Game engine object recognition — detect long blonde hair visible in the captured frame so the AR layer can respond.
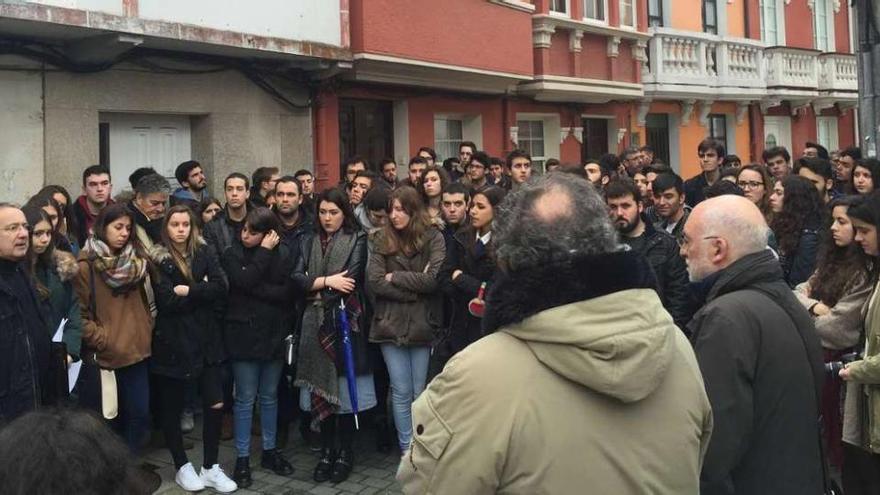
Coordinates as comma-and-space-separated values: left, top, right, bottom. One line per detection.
160, 205, 202, 282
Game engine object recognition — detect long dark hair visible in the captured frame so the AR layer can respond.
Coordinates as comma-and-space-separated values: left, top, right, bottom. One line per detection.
737, 164, 773, 219
23, 206, 54, 299
379, 186, 433, 256
419, 165, 450, 203
771, 175, 825, 256
37, 185, 78, 241
91, 203, 138, 252
315, 187, 359, 234
810, 196, 870, 306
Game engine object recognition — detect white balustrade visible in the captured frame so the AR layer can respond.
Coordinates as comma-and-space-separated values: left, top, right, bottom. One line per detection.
765, 47, 819, 88
818, 53, 858, 92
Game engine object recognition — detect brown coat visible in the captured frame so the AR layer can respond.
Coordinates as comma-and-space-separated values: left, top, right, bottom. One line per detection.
367, 228, 445, 347
74, 253, 153, 369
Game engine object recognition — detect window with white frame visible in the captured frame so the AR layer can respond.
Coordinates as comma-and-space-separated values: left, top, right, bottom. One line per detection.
817, 116, 839, 152
708, 114, 728, 151
760, 0, 785, 45
434, 117, 463, 163
619, 0, 636, 28
550, 0, 569, 15
517, 120, 547, 172
813, 0, 835, 52
648, 0, 664, 27
583, 0, 606, 22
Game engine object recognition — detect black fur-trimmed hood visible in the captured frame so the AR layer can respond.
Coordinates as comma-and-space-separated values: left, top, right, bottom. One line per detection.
482, 249, 658, 334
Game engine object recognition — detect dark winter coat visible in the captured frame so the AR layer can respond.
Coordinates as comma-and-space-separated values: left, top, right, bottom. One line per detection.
292, 229, 371, 376
439, 226, 497, 354
222, 242, 298, 361
0, 260, 51, 423
151, 243, 228, 379
367, 228, 446, 347
622, 221, 694, 329
687, 249, 824, 495
204, 208, 246, 261
34, 250, 83, 360
778, 220, 821, 288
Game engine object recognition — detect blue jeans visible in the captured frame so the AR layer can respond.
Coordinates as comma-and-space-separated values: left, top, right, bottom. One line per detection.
115, 360, 151, 453
380, 344, 430, 450
232, 359, 284, 458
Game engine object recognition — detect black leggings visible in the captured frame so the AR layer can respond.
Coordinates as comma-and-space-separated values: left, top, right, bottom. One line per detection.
320, 413, 357, 451
155, 368, 224, 470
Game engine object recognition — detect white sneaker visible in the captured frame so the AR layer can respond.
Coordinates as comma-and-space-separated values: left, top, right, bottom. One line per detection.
200, 464, 238, 493
175, 462, 206, 492
180, 410, 195, 433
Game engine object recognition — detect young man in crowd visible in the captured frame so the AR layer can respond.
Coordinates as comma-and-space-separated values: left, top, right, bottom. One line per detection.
250, 167, 280, 208
349, 170, 377, 228
342, 156, 367, 185
606, 179, 692, 329
584, 159, 611, 191
507, 149, 532, 191
795, 157, 835, 203
171, 160, 208, 211
402, 156, 428, 189
684, 138, 724, 207
73, 165, 113, 246
462, 151, 490, 192
128, 173, 170, 250
640, 145, 656, 166
762, 146, 792, 181
835, 146, 861, 194
458, 141, 476, 169
0, 203, 51, 422
379, 159, 399, 189
802, 141, 829, 160
488, 157, 511, 190
417, 147, 436, 167
294, 169, 316, 214
619, 146, 642, 177
544, 158, 561, 173
440, 182, 470, 248
682, 195, 823, 494
652, 172, 690, 241
204, 173, 251, 256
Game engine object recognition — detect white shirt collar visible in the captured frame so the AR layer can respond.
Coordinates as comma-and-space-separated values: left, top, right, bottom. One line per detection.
477, 231, 492, 244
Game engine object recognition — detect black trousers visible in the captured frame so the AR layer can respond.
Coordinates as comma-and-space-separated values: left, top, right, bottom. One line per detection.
843, 443, 880, 495
154, 367, 224, 470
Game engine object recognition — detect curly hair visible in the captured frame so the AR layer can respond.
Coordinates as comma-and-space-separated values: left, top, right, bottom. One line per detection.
770, 175, 825, 256
810, 196, 870, 307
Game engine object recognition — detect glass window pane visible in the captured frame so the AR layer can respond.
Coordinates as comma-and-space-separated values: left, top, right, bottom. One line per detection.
551, 0, 567, 13
620, 0, 634, 27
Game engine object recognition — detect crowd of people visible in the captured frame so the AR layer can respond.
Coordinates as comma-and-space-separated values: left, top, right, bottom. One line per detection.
0, 137, 879, 494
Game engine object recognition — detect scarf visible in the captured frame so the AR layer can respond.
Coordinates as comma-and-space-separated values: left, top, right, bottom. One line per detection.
84, 237, 147, 294
293, 230, 361, 428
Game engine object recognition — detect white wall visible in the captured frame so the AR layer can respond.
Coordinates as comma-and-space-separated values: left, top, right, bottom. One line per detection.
0, 70, 44, 204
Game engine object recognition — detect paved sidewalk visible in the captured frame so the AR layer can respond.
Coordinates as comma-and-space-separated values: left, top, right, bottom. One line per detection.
147, 418, 403, 495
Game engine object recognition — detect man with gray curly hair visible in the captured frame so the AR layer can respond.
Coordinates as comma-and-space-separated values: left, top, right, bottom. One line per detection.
398, 173, 712, 494
128, 172, 171, 250
682, 195, 824, 494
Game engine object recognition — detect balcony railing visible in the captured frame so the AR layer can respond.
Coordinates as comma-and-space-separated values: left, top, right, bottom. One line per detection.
644, 28, 856, 99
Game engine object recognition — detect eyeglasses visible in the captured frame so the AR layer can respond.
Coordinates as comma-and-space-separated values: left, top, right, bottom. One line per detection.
736, 181, 764, 190
677, 235, 720, 249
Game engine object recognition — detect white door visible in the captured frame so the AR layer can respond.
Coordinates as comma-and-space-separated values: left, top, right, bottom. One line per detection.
816, 116, 839, 151
102, 113, 192, 191
763, 116, 792, 152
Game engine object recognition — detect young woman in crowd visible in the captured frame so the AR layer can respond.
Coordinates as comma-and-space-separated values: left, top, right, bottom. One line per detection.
150, 205, 236, 493
221, 207, 298, 488
794, 195, 873, 469
23, 206, 82, 368
838, 191, 880, 494
25, 194, 73, 253
420, 165, 449, 228
439, 186, 506, 356
367, 186, 446, 454
37, 185, 80, 254
293, 188, 374, 484
737, 164, 774, 221
852, 158, 880, 195
199, 197, 223, 227
769, 175, 824, 287
74, 203, 153, 452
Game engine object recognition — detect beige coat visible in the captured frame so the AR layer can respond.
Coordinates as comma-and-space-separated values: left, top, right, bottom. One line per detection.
397, 288, 713, 494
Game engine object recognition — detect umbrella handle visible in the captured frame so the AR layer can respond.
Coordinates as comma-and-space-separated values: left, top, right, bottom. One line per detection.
476, 282, 487, 300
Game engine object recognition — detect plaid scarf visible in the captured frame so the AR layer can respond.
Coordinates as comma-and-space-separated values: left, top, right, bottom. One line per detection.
310, 294, 362, 427
84, 237, 147, 294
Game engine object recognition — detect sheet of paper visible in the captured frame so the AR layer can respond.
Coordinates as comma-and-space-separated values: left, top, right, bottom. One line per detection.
52, 318, 68, 343
68, 360, 82, 394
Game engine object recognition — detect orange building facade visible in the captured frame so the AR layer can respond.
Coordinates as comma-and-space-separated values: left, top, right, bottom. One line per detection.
311, 0, 858, 186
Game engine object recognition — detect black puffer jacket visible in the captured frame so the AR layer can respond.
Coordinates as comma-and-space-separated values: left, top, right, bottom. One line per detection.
778, 221, 821, 288
687, 249, 824, 495
151, 243, 228, 379
623, 220, 693, 329
439, 225, 497, 354
222, 242, 299, 361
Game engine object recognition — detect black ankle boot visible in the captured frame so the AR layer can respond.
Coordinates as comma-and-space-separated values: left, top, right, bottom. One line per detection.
233, 456, 252, 488
313, 448, 336, 483
260, 448, 294, 476
331, 449, 354, 483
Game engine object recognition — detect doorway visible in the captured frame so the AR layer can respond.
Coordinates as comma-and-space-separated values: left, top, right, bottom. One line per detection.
645, 113, 670, 166
339, 99, 394, 175
581, 118, 609, 162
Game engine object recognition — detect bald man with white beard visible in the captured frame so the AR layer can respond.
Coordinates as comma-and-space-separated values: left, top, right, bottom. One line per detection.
681, 195, 825, 495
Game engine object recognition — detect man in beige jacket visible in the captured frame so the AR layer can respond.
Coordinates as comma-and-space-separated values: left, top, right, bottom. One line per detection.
398, 173, 713, 494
